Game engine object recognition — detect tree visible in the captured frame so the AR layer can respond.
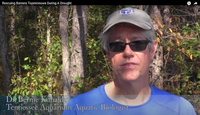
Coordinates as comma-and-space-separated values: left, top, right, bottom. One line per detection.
144, 5, 164, 89
59, 5, 71, 107
0, 6, 12, 93
78, 5, 88, 80
70, 5, 88, 95
46, 6, 53, 115
10, 6, 17, 74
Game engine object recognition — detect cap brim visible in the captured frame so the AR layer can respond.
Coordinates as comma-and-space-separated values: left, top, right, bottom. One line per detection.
102, 20, 152, 34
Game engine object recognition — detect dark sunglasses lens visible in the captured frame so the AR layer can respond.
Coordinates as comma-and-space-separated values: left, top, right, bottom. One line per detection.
109, 42, 125, 52
109, 40, 150, 52
130, 41, 149, 51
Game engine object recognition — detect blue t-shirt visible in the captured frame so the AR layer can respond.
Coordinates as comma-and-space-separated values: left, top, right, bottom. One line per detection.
62, 84, 196, 115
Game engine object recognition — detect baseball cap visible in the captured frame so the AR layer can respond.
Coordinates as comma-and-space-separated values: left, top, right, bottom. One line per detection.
102, 7, 153, 34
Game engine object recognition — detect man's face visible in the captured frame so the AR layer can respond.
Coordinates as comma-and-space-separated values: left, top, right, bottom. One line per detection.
106, 23, 157, 82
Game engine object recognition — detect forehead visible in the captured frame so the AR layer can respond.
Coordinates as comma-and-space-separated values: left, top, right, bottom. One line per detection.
108, 23, 145, 41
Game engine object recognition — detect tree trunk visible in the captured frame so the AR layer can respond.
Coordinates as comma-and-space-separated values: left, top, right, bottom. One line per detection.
146, 5, 164, 89
77, 5, 88, 90
70, 5, 87, 95
10, 6, 17, 74
0, 6, 12, 93
59, 5, 71, 107
46, 7, 53, 114
162, 5, 170, 34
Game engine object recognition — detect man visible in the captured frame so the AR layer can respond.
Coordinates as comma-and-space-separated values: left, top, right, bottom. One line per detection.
62, 7, 196, 115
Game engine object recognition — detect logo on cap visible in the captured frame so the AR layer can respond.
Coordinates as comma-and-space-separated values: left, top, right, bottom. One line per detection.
119, 8, 134, 15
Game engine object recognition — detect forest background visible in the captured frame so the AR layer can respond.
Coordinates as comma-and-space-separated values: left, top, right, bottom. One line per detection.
0, 5, 200, 115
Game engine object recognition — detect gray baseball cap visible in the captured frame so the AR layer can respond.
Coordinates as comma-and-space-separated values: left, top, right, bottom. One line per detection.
102, 7, 153, 34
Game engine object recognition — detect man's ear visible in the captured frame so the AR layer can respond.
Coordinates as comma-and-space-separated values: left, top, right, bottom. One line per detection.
150, 40, 158, 61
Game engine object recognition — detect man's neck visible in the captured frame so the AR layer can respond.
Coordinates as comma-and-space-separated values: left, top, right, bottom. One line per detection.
105, 80, 151, 106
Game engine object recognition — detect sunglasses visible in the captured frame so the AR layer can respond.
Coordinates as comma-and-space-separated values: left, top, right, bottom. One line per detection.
108, 40, 151, 52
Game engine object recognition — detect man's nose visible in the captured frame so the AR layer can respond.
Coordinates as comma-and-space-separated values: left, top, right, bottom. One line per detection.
123, 45, 135, 58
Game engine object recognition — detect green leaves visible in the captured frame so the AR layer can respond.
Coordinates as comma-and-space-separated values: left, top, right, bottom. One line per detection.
22, 65, 31, 70
43, 84, 49, 90
168, 22, 200, 95
78, 82, 82, 88
24, 57, 31, 63
11, 32, 62, 96
75, 76, 80, 81
33, 90, 42, 95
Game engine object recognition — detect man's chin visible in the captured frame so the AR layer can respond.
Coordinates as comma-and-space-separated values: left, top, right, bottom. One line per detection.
120, 74, 140, 82
122, 77, 139, 82
114, 70, 144, 81
122, 72, 140, 79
